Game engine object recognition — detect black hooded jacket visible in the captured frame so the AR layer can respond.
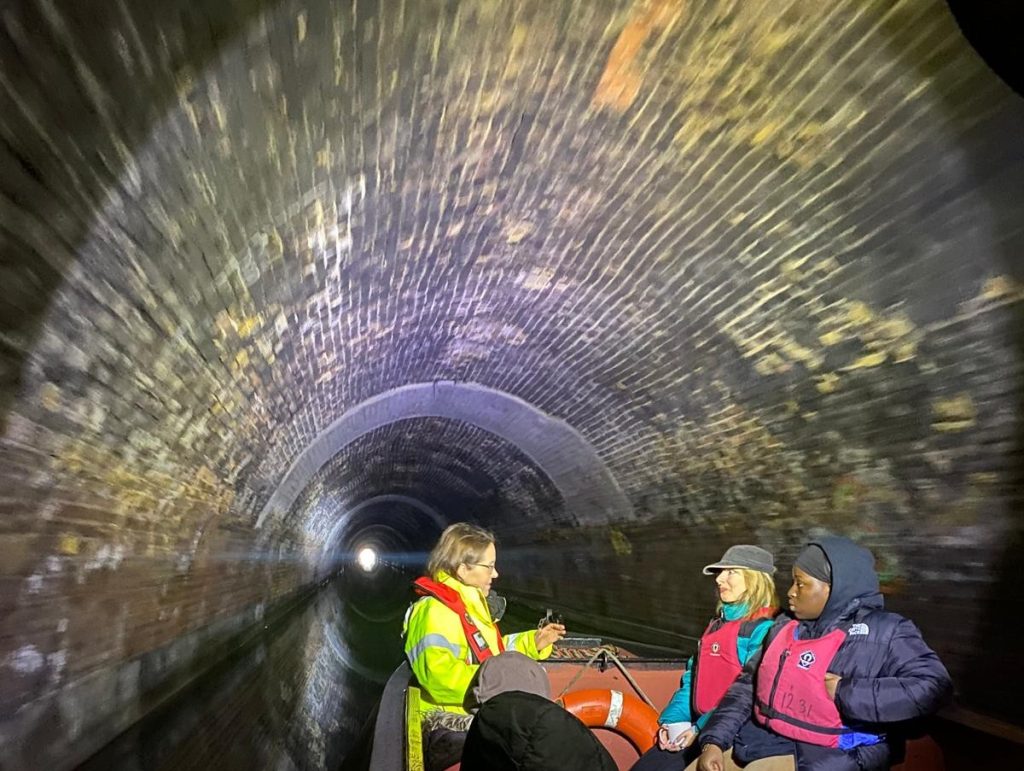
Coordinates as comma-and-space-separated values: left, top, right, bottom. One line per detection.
460, 691, 617, 771
699, 536, 952, 771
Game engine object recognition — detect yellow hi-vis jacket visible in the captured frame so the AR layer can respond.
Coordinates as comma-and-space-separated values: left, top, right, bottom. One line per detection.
402, 571, 552, 714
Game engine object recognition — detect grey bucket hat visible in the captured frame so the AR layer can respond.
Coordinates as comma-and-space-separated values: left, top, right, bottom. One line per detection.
702, 544, 776, 575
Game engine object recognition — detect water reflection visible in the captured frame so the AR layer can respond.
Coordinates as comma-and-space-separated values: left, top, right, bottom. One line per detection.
78, 562, 411, 771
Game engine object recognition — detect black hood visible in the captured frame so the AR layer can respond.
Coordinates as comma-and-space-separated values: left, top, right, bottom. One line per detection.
801, 535, 884, 637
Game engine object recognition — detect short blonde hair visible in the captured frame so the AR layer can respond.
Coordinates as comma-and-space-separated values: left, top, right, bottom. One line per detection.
716, 568, 780, 619
427, 523, 496, 580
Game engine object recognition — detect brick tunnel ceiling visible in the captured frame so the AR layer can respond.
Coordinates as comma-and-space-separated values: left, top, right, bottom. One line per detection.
3, 0, 1024, 753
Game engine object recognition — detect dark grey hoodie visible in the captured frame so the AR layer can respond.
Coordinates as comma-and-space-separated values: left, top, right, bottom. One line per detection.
700, 536, 952, 771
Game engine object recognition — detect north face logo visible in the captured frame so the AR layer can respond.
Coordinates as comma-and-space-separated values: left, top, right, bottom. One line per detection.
848, 623, 869, 636
797, 650, 817, 670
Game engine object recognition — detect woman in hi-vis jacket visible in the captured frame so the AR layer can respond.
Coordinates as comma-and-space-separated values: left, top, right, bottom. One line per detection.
403, 522, 565, 715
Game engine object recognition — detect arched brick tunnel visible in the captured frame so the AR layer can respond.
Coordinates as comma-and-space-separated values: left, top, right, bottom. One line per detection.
2, 0, 1023, 768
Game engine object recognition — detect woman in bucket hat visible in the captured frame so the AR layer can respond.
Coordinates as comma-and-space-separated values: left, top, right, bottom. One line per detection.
631, 545, 780, 771
693, 537, 951, 771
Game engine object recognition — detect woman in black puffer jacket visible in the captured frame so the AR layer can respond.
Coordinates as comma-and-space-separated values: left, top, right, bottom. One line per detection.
694, 536, 952, 771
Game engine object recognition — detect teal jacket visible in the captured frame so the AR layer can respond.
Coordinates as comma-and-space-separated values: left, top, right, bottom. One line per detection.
660, 603, 773, 730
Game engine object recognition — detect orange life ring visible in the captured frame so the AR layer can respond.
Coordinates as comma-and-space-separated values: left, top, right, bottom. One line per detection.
559, 688, 659, 753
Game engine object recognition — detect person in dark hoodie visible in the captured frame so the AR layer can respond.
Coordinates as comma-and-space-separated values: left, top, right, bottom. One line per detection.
692, 536, 952, 771
460, 651, 617, 771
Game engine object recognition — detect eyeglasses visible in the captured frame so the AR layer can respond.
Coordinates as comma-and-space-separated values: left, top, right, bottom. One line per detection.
466, 562, 497, 572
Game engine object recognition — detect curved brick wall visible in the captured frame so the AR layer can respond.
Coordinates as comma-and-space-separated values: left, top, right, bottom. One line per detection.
2, 0, 1023, 766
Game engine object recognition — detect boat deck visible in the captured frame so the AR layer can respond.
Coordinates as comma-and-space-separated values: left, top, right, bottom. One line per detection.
368, 645, 946, 771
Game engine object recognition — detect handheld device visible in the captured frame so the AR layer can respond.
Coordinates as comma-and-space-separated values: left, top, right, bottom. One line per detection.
539, 608, 564, 628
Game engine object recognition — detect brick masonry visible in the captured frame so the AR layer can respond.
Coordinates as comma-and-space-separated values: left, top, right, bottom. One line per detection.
2, 0, 1024, 763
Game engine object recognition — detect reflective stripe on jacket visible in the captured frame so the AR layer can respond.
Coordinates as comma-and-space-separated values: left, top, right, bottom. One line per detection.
403, 571, 552, 714
413, 576, 505, 663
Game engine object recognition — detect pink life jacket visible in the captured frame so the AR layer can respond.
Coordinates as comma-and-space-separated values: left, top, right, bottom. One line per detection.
693, 620, 744, 714
413, 576, 505, 664
692, 609, 774, 715
754, 620, 848, 747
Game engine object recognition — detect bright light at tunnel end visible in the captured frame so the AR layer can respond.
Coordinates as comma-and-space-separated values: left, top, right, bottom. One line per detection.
356, 546, 378, 572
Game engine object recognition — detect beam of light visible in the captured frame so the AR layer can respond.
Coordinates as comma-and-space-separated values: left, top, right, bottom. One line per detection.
356, 546, 378, 572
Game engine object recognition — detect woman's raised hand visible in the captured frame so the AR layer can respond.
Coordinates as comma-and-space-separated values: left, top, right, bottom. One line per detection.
534, 622, 566, 649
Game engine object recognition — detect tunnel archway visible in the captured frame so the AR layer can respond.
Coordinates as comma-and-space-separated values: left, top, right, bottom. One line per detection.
257, 380, 631, 538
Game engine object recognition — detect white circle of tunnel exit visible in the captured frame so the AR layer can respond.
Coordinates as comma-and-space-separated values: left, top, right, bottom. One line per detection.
356, 546, 378, 572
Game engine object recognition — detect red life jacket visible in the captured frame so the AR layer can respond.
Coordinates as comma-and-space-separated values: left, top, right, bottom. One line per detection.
691, 609, 774, 715
413, 577, 505, 664
693, 620, 743, 714
754, 620, 848, 747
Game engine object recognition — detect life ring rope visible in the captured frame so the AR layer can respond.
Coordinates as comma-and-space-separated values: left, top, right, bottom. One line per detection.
554, 644, 657, 711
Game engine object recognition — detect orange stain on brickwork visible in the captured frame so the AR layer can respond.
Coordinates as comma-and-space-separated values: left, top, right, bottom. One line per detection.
592, 0, 683, 113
